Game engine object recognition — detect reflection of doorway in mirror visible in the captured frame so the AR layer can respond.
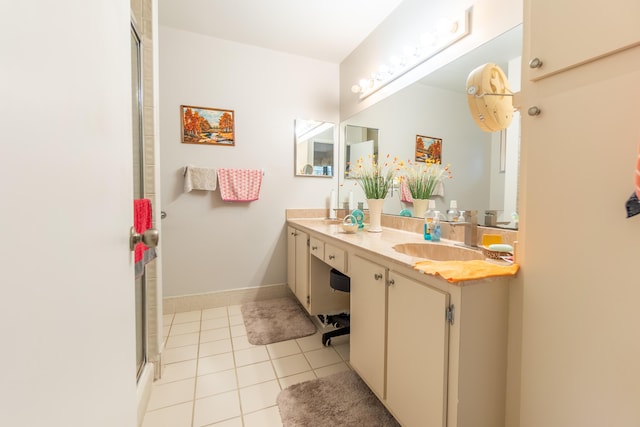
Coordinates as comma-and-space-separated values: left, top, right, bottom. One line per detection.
415, 135, 442, 164
346, 140, 374, 175
313, 142, 333, 176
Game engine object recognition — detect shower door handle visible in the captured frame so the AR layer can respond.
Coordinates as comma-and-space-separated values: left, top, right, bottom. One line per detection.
130, 227, 160, 251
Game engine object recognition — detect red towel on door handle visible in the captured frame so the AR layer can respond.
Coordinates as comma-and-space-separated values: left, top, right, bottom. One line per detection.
133, 198, 152, 264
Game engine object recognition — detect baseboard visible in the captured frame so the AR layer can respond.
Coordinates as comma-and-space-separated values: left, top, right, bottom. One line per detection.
163, 283, 293, 314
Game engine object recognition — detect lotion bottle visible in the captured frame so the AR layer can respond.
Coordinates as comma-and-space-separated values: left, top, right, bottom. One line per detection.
432, 211, 442, 242
447, 200, 459, 222
423, 212, 432, 240
424, 200, 435, 240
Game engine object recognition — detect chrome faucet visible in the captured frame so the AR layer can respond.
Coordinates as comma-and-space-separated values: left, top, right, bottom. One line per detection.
451, 209, 478, 248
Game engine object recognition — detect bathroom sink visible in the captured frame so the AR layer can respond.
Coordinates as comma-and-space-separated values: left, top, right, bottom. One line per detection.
392, 243, 484, 261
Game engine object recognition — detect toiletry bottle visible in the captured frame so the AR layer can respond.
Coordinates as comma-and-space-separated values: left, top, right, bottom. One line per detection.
432, 211, 442, 242
424, 201, 435, 240
447, 200, 459, 222
423, 212, 432, 240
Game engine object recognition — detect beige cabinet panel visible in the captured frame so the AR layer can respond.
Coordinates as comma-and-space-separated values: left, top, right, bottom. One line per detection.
309, 236, 324, 260
324, 243, 347, 273
286, 227, 296, 294
526, 0, 640, 81
386, 271, 449, 427
286, 227, 310, 310
349, 255, 387, 399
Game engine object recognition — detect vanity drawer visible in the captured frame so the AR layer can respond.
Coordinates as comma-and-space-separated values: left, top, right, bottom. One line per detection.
325, 243, 347, 273
309, 237, 325, 260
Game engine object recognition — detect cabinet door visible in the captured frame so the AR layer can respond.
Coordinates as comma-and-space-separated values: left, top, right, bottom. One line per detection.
386, 271, 449, 427
349, 255, 387, 399
294, 230, 309, 309
526, 0, 640, 81
286, 227, 296, 294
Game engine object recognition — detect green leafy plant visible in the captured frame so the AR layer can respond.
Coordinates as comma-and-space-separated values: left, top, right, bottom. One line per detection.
350, 154, 401, 199
402, 159, 452, 199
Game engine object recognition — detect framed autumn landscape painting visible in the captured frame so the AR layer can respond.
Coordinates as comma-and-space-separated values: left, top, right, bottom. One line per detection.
180, 105, 235, 146
415, 134, 442, 164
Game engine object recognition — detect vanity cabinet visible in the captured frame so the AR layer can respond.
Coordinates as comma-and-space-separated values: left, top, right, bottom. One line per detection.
286, 226, 309, 310
526, 0, 640, 81
287, 218, 510, 426
350, 255, 449, 427
350, 253, 508, 427
288, 228, 349, 316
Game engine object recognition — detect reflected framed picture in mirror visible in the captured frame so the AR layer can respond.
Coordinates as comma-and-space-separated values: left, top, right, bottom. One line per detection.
415, 135, 442, 164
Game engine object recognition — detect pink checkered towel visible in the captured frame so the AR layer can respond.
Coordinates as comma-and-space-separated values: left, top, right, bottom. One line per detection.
217, 168, 263, 202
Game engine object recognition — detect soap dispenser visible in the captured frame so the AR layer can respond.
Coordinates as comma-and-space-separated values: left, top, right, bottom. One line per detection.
447, 200, 459, 222
431, 211, 442, 242
423, 200, 436, 241
423, 211, 431, 240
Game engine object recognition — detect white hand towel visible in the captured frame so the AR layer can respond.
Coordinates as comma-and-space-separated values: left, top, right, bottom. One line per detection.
184, 165, 217, 192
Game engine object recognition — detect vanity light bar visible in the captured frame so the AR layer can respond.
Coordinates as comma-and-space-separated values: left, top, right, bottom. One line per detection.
352, 7, 472, 100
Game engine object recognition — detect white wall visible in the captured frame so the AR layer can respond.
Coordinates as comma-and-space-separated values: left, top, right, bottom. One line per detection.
339, 83, 492, 216
159, 27, 339, 297
0, 1, 137, 426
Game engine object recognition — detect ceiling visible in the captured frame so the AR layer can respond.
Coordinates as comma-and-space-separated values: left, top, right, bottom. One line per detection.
158, 0, 405, 63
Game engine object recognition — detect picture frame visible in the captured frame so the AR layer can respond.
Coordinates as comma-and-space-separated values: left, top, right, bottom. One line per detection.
415, 135, 442, 163
180, 105, 235, 146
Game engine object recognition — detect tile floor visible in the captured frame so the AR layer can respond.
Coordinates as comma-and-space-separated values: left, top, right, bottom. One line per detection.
142, 304, 351, 427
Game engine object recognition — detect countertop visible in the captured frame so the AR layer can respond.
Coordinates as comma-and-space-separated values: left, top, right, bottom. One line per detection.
287, 218, 517, 286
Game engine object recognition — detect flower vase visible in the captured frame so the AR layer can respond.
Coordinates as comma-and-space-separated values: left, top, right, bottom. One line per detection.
366, 198, 385, 233
412, 198, 429, 218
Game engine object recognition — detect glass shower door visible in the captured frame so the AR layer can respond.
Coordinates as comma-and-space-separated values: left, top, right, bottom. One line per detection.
131, 24, 146, 380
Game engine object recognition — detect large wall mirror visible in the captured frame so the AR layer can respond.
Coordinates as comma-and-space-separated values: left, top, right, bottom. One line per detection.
338, 25, 522, 229
344, 125, 379, 178
294, 119, 335, 177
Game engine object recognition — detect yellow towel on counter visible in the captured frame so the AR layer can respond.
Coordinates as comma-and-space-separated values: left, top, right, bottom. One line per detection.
413, 260, 519, 283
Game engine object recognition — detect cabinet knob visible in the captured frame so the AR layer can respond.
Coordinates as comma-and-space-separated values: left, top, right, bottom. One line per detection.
311, 246, 318, 250
527, 106, 541, 116
374, 273, 383, 280
328, 255, 335, 260
528, 57, 543, 69
387, 279, 395, 286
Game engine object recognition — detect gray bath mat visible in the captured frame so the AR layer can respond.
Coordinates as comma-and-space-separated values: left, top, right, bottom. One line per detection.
277, 370, 400, 427
240, 297, 317, 345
